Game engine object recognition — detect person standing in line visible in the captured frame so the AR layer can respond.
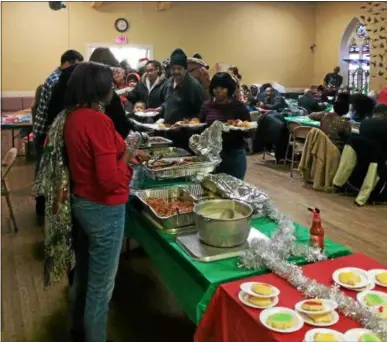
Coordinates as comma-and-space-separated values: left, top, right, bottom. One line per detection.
324, 66, 343, 90
33, 49, 83, 224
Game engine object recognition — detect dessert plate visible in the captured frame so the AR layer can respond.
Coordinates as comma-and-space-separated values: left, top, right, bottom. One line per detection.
357, 290, 387, 307
240, 282, 280, 298
295, 299, 338, 314
238, 291, 278, 309
332, 267, 370, 289
259, 307, 304, 333
368, 269, 387, 288
304, 328, 345, 342
299, 310, 339, 327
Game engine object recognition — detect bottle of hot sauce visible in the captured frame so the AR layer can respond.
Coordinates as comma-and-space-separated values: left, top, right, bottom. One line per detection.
308, 207, 324, 250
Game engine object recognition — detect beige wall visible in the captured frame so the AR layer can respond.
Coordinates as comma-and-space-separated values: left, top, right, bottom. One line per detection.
2, 1, 316, 91
314, 1, 386, 91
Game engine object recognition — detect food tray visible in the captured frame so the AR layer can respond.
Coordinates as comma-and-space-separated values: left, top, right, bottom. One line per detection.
134, 185, 203, 230
140, 136, 173, 148
144, 157, 218, 180
141, 147, 191, 158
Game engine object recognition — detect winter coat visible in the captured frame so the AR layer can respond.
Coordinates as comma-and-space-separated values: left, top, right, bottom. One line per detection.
127, 73, 167, 109
187, 57, 211, 100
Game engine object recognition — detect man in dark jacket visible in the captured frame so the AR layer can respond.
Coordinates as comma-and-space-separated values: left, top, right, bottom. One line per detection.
127, 60, 166, 110
258, 87, 287, 112
159, 48, 205, 124
324, 66, 343, 89
298, 89, 326, 113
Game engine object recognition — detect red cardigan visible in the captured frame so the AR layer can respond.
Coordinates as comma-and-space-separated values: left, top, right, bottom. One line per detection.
64, 107, 132, 205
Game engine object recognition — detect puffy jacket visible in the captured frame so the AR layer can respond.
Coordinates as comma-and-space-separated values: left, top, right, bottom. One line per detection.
187, 57, 211, 100
127, 73, 167, 109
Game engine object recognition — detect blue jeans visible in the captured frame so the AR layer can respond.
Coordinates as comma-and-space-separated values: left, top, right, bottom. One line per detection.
216, 149, 247, 180
70, 196, 125, 342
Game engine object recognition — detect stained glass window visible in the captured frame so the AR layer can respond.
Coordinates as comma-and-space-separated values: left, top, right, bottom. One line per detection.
356, 24, 367, 38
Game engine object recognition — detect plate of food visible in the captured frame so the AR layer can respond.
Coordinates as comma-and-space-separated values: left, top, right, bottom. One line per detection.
357, 290, 387, 307
304, 328, 346, 342
238, 291, 279, 309
134, 111, 160, 118
259, 307, 304, 333
240, 282, 280, 298
226, 120, 257, 131
176, 118, 206, 128
344, 328, 382, 342
299, 310, 339, 327
295, 299, 338, 315
332, 267, 370, 289
368, 269, 387, 288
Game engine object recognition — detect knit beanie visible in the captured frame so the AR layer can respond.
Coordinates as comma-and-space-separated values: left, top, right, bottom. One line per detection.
170, 48, 187, 69
379, 87, 387, 105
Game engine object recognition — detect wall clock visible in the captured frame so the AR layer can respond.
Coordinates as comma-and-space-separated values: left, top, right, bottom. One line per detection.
115, 18, 129, 33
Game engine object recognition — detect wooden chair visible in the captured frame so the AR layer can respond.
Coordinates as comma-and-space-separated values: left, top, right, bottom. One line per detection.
283, 126, 313, 177
2, 148, 18, 232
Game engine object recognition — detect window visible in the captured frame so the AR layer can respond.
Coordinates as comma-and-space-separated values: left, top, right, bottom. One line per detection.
345, 24, 370, 93
87, 44, 153, 69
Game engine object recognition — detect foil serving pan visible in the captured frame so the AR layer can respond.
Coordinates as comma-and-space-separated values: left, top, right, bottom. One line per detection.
140, 136, 173, 149
134, 185, 204, 230
141, 147, 191, 158
144, 157, 218, 180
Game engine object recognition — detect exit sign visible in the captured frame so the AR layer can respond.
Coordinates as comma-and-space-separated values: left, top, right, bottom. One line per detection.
116, 36, 127, 44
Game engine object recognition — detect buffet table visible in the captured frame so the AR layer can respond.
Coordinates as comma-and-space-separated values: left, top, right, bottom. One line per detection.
194, 253, 387, 342
125, 198, 352, 324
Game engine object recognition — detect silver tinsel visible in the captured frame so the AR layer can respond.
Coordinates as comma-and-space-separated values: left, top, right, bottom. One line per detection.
238, 200, 387, 339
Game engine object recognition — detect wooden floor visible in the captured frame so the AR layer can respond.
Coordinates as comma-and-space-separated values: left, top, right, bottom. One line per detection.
1, 130, 387, 342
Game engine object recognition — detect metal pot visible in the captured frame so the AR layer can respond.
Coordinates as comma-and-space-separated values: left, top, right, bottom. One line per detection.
193, 199, 253, 248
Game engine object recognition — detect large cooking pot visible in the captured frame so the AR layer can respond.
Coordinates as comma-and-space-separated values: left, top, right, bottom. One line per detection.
193, 199, 253, 248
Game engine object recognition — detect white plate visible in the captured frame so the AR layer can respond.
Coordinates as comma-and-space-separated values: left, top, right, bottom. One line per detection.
347, 281, 376, 292
295, 299, 338, 314
227, 122, 258, 131
344, 328, 377, 341
304, 328, 346, 342
134, 111, 159, 118
299, 310, 339, 327
357, 290, 387, 307
259, 307, 304, 333
238, 291, 278, 309
332, 267, 370, 289
240, 282, 280, 298
176, 121, 207, 128
368, 269, 387, 288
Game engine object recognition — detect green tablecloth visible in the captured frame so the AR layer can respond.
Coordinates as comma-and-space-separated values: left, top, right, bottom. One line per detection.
285, 116, 359, 134
125, 204, 352, 324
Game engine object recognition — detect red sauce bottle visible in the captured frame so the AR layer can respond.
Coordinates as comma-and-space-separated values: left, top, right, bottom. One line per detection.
308, 207, 324, 250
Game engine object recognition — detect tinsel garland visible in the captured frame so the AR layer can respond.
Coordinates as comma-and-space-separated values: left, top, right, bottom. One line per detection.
238, 201, 387, 339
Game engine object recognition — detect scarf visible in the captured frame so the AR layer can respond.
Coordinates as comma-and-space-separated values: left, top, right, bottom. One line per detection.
35, 104, 105, 286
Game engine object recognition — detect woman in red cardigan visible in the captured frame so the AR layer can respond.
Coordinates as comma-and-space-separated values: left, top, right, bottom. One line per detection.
63, 62, 134, 342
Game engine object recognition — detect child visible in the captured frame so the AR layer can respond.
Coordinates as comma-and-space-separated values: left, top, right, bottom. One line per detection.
133, 101, 146, 113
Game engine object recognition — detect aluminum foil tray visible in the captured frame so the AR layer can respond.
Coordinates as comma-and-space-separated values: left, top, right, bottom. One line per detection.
140, 136, 173, 149
141, 147, 191, 158
144, 157, 218, 180
134, 184, 203, 230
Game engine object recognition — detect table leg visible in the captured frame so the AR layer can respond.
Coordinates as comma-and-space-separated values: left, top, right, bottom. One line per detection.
11, 128, 15, 148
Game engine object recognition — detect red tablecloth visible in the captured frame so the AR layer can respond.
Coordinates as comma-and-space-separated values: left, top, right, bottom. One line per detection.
195, 253, 387, 342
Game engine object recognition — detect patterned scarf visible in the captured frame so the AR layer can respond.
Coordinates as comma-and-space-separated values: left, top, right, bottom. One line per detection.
35, 104, 104, 286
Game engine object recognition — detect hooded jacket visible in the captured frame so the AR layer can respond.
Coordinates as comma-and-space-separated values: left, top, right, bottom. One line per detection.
187, 57, 211, 100
127, 72, 167, 109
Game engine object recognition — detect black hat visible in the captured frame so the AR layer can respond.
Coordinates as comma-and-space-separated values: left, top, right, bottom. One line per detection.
209, 72, 236, 97
170, 48, 187, 69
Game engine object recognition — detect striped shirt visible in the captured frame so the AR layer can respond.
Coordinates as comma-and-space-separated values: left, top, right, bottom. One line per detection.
33, 68, 61, 136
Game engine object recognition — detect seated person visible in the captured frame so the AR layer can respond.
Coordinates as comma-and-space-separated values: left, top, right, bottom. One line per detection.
247, 85, 259, 109
313, 85, 328, 102
298, 88, 326, 113
258, 87, 287, 111
350, 93, 375, 122
199, 72, 251, 180
359, 104, 387, 159
309, 95, 351, 151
